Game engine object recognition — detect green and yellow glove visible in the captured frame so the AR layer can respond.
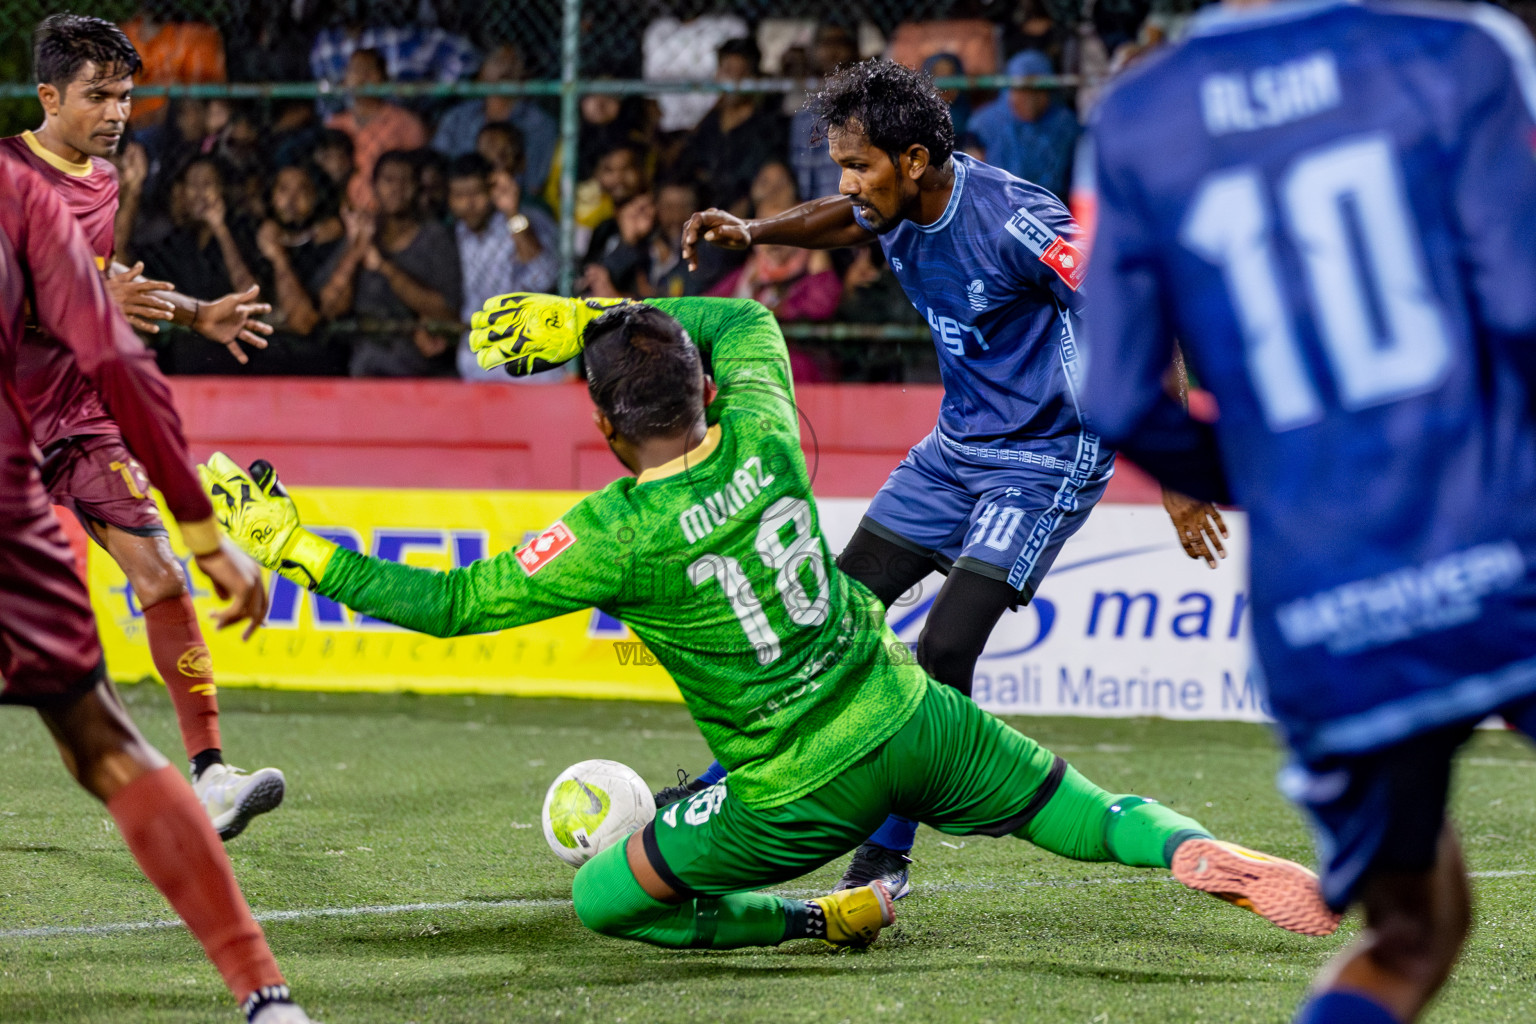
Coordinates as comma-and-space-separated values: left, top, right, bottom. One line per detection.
197, 452, 337, 589
467, 293, 630, 375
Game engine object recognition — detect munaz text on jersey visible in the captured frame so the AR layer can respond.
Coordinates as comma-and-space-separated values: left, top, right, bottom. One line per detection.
678, 456, 778, 543
1201, 53, 1341, 136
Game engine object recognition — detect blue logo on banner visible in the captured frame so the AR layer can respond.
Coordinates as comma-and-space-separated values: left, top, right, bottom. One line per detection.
887, 543, 1180, 656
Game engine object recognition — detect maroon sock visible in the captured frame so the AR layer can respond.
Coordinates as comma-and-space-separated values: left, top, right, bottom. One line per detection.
106, 765, 284, 1003
142, 594, 221, 760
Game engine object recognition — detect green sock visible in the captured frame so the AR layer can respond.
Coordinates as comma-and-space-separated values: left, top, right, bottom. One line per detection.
1103, 796, 1211, 868
1016, 764, 1211, 868
572, 842, 793, 949
690, 893, 798, 948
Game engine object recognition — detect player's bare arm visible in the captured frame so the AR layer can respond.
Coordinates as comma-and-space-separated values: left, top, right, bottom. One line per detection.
683, 195, 873, 270
106, 260, 274, 363
165, 284, 273, 363
104, 260, 175, 332
1162, 489, 1228, 568
193, 541, 271, 641
1160, 345, 1227, 568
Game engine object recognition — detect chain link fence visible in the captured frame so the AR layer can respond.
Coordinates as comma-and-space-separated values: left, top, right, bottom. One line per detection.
0, 0, 1146, 381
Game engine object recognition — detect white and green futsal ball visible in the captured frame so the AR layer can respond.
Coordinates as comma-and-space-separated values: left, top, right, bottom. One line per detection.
541, 759, 655, 867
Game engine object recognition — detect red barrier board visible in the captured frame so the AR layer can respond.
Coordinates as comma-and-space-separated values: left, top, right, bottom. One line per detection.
168, 379, 1165, 502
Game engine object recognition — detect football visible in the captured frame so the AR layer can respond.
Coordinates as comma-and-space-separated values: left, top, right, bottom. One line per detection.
541, 759, 655, 867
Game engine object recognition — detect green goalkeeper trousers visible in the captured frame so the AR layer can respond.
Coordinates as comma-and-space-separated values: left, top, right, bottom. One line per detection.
572, 678, 1210, 948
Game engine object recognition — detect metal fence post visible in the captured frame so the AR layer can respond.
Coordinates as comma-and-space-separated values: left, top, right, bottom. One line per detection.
557, 0, 581, 297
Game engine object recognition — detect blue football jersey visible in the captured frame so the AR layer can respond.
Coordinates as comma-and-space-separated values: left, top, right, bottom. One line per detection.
855, 152, 1092, 457
1081, 0, 1536, 761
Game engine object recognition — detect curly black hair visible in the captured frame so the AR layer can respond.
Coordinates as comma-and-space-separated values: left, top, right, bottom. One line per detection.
33, 14, 142, 90
584, 304, 705, 442
808, 58, 955, 166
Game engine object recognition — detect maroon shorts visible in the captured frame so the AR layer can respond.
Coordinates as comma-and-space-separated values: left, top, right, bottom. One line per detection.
41, 433, 167, 544
0, 422, 107, 706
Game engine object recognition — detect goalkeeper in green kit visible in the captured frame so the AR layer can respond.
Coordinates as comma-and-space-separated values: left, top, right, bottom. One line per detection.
199, 294, 1340, 949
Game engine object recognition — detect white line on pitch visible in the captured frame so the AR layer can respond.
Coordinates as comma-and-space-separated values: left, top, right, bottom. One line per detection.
0, 897, 569, 940
5, 870, 1534, 941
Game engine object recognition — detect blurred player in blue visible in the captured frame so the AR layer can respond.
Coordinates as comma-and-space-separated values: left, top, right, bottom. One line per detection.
681, 59, 1227, 898
1080, 2, 1536, 1020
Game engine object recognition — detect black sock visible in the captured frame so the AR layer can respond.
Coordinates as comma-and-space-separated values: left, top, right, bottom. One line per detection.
191, 748, 223, 779
915, 570, 1020, 698
782, 900, 828, 941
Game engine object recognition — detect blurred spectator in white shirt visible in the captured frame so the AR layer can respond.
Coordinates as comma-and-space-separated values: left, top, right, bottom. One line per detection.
642, 3, 749, 134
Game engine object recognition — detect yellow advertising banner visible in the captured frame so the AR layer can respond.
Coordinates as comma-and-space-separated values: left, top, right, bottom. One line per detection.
89, 487, 683, 702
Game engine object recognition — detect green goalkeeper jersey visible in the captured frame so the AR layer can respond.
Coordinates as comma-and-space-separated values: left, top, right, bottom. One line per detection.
317, 298, 929, 808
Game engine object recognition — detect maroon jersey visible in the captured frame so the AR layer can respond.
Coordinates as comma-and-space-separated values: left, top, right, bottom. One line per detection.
0, 153, 212, 526
1, 131, 121, 449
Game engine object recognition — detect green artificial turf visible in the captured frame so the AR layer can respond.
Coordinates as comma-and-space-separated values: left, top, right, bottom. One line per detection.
2, 682, 1535, 1023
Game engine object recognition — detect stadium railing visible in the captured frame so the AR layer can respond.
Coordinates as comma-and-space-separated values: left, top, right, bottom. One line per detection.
0, 0, 1091, 373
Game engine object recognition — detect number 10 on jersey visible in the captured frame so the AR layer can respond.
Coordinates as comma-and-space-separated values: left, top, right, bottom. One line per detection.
1181, 132, 1452, 431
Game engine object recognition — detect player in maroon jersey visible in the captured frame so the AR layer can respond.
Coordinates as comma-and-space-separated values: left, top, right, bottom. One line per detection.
5, 14, 285, 839
1, 155, 313, 1024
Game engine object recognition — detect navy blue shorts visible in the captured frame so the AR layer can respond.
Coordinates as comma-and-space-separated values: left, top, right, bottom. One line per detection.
861, 428, 1114, 598
1282, 693, 1536, 910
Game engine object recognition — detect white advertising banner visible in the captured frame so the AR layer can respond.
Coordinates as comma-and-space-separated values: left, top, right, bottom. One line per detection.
818, 500, 1273, 724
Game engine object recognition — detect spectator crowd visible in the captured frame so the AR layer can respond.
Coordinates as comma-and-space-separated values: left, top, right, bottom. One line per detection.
95, 0, 1180, 383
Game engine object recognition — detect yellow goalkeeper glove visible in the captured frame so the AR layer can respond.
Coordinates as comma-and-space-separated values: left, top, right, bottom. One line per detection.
197, 452, 337, 589
467, 293, 630, 375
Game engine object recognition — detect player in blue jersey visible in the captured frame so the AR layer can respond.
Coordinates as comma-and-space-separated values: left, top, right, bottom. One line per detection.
1080, 2, 1536, 1021
680, 59, 1227, 897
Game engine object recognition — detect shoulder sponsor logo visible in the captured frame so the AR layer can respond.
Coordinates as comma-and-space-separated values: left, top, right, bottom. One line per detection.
516, 521, 577, 575
1040, 237, 1086, 291
1004, 206, 1054, 255
1006, 205, 1087, 289
890, 256, 903, 271
1274, 541, 1525, 655
1006, 205, 1087, 290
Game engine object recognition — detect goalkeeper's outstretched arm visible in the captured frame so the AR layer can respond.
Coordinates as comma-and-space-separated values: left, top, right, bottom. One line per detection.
644, 298, 798, 434
200, 454, 614, 638
318, 543, 598, 638
469, 293, 794, 430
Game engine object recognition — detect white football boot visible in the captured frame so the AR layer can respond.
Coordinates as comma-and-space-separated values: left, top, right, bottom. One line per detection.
249, 1002, 317, 1024
244, 985, 316, 1023
193, 763, 286, 841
